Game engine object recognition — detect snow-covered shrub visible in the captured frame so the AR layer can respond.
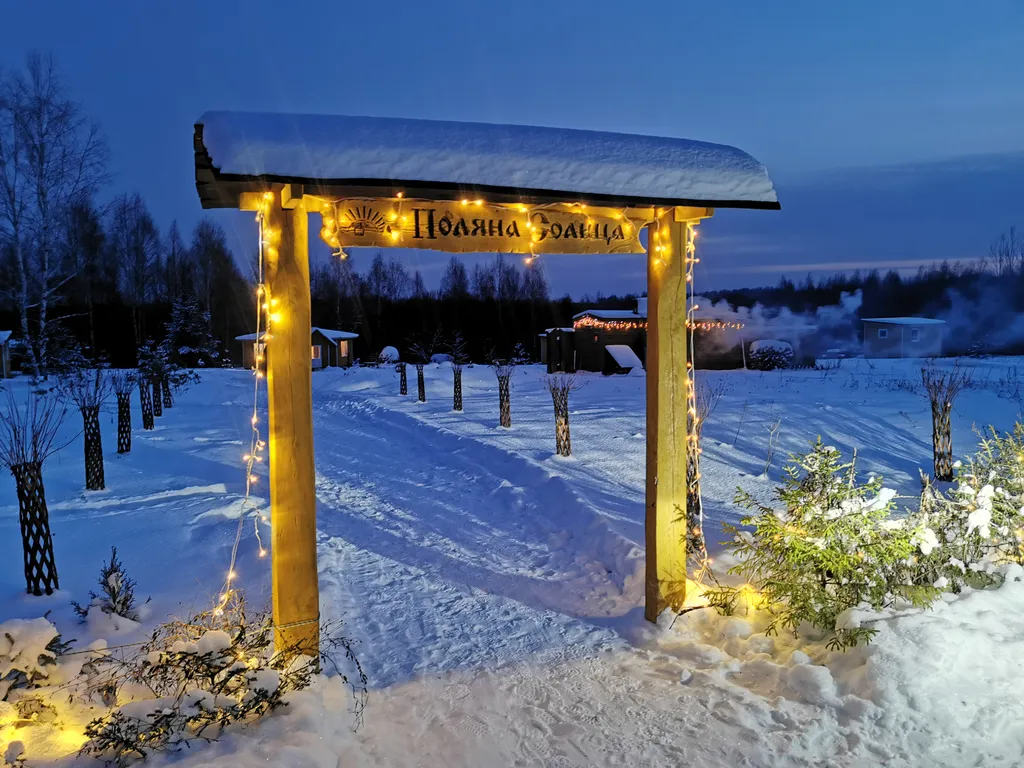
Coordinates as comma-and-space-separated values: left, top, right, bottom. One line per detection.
0, 618, 71, 701
748, 340, 793, 371
912, 424, 1024, 590
706, 441, 940, 649
378, 346, 399, 364
81, 596, 366, 766
72, 547, 145, 624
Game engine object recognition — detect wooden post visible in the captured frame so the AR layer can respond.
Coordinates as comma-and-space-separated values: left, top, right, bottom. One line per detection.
264, 188, 320, 658
644, 209, 691, 621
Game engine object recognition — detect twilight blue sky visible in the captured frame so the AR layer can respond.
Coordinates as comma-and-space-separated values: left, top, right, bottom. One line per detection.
3, 1, 1023, 296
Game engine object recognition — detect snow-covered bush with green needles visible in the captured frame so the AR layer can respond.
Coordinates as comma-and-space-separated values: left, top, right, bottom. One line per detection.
72, 547, 145, 624
914, 424, 1024, 591
706, 440, 941, 649
80, 596, 366, 766
0, 618, 72, 701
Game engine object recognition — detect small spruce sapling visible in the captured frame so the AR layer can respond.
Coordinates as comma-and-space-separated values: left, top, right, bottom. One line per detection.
705, 440, 940, 649
72, 547, 144, 622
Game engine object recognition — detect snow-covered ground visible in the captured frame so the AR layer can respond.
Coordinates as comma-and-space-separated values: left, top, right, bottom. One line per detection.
2, 358, 1024, 766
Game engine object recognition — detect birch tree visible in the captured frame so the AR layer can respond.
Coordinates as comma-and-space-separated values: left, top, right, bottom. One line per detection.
0, 53, 108, 379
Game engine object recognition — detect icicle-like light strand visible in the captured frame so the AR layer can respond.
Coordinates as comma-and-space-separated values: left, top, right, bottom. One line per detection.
684, 222, 711, 585
214, 191, 275, 616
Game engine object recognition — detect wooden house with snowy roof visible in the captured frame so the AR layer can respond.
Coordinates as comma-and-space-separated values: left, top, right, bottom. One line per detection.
235, 327, 359, 369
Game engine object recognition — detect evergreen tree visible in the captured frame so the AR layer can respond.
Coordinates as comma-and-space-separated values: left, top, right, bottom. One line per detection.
161, 294, 219, 368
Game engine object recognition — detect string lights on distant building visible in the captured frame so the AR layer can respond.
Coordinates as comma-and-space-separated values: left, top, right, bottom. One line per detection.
572, 315, 745, 332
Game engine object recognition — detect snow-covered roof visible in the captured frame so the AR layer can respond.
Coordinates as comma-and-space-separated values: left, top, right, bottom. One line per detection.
606, 345, 644, 369
573, 309, 644, 321
312, 327, 360, 344
235, 328, 359, 343
541, 328, 575, 334
0, 331, 11, 345
861, 317, 946, 326
194, 112, 779, 211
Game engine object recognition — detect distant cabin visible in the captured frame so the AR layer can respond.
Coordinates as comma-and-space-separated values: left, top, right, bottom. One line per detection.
538, 298, 814, 373
0, 331, 10, 378
862, 317, 945, 358
235, 327, 359, 369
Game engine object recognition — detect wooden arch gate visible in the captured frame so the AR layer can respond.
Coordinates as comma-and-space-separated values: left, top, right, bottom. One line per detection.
193, 112, 779, 655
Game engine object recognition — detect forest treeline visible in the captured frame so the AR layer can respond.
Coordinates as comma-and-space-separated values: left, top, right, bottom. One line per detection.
5, 52, 1020, 372
0, 53, 576, 372
705, 228, 1024, 355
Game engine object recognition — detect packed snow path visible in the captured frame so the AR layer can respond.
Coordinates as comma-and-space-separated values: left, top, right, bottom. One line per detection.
311, 393, 643, 686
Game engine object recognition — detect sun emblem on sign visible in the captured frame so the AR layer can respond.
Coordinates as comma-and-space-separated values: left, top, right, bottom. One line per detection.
339, 206, 388, 237
321, 202, 404, 250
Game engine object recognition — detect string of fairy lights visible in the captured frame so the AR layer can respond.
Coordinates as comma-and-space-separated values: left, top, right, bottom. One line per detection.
317, 196, 638, 269
216, 192, 716, 616
213, 191, 277, 617
684, 222, 711, 583
572, 315, 746, 332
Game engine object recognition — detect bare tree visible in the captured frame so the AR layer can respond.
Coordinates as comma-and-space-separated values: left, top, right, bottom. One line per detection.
60, 198, 106, 359
60, 368, 111, 490
547, 373, 582, 456
0, 54, 108, 379
438, 256, 470, 300
763, 409, 783, 476
0, 387, 68, 594
491, 343, 529, 428
138, 381, 154, 431
408, 328, 442, 403
921, 360, 973, 480
163, 220, 192, 303
985, 227, 1024, 278
138, 341, 166, 418
109, 192, 161, 350
448, 332, 470, 412
110, 370, 137, 454
396, 362, 408, 396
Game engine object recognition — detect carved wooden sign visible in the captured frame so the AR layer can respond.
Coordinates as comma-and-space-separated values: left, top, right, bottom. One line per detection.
318, 198, 648, 255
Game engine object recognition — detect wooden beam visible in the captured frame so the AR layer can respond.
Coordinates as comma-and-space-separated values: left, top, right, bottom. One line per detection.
644, 209, 692, 621
264, 189, 320, 658
239, 192, 263, 212
673, 206, 714, 222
